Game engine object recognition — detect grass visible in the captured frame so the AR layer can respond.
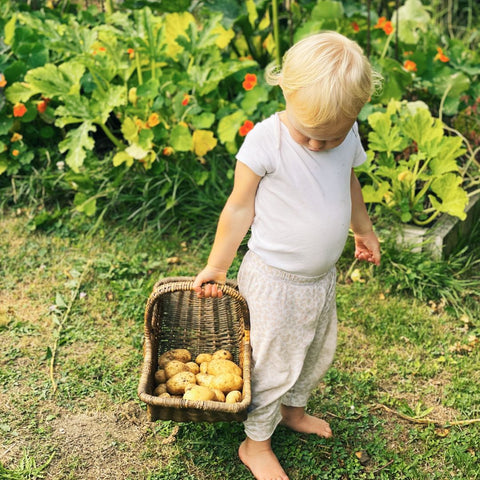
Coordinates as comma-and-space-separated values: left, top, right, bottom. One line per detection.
1, 208, 479, 480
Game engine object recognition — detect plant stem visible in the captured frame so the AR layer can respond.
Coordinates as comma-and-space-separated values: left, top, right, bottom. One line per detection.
98, 122, 125, 150
105, 0, 114, 15
414, 210, 440, 226
272, 0, 281, 67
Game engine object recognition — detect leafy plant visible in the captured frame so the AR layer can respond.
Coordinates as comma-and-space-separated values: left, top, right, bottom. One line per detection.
359, 100, 470, 226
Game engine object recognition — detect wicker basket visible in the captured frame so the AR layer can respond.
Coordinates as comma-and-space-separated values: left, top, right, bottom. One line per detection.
138, 277, 251, 423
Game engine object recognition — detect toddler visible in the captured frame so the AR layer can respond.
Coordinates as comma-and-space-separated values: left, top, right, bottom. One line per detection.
193, 31, 381, 480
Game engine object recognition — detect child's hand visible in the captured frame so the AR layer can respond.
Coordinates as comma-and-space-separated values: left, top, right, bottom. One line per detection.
354, 231, 381, 266
192, 265, 227, 298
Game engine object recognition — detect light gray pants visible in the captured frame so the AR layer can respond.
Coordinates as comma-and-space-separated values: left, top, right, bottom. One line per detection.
237, 250, 337, 442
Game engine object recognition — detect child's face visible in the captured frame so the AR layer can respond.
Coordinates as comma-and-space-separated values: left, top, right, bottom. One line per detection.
283, 104, 355, 152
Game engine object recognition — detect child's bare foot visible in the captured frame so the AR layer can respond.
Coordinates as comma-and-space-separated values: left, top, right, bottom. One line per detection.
238, 437, 289, 480
280, 405, 332, 438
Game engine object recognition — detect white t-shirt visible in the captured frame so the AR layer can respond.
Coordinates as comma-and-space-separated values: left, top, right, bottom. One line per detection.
236, 112, 366, 276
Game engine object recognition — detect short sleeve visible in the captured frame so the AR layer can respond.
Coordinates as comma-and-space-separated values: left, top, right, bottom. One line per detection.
351, 122, 367, 168
236, 115, 277, 177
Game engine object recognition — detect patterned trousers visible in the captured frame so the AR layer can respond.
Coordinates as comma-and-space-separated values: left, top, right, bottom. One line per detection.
237, 250, 337, 442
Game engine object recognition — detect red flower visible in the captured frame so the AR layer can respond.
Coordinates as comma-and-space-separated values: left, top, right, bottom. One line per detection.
403, 60, 417, 72
127, 48, 135, 59
374, 16, 394, 35
13, 103, 27, 117
242, 73, 257, 91
434, 47, 450, 63
351, 21, 360, 32
239, 120, 254, 137
182, 94, 190, 106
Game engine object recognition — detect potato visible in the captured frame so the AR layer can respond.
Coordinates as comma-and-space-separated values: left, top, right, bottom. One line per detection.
212, 349, 233, 361
225, 390, 242, 403
195, 373, 215, 388
199, 362, 209, 374
185, 362, 200, 374
154, 369, 167, 384
206, 359, 242, 378
183, 385, 216, 402
195, 353, 213, 364
212, 388, 226, 402
166, 371, 196, 395
210, 373, 243, 393
158, 392, 171, 398
164, 360, 189, 379
158, 348, 192, 368
153, 383, 168, 396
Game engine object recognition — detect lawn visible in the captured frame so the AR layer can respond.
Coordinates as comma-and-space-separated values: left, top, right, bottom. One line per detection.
1, 209, 479, 480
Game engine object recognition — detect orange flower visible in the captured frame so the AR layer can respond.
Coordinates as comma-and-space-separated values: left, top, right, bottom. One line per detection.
127, 48, 135, 59
37, 98, 50, 114
239, 120, 254, 137
12, 149, 20, 157
162, 146, 174, 156
351, 21, 360, 33
0, 73, 6, 88
181, 94, 190, 106
434, 47, 450, 63
11, 132, 22, 142
374, 16, 394, 35
242, 73, 257, 91
403, 60, 417, 72
135, 118, 146, 130
13, 103, 27, 117
147, 112, 160, 127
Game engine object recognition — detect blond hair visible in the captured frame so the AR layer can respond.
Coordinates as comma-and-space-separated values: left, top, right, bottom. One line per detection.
266, 31, 381, 126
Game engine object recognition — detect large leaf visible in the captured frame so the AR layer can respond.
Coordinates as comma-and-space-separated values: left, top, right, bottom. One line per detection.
367, 112, 406, 155
193, 130, 217, 157
58, 122, 96, 173
170, 123, 193, 152
217, 110, 245, 144
429, 173, 468, 220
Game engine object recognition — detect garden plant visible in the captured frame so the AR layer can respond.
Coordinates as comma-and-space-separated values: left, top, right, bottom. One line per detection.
1, 0, 479, 479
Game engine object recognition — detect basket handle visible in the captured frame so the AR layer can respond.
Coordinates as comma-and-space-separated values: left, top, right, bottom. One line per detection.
146, 277, 250, 330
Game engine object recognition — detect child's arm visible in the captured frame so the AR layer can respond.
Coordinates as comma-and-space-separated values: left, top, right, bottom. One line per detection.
350, 169, 381, 266
193, 161, 261, 297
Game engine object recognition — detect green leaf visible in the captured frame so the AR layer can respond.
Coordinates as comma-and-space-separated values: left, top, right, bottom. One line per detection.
361, 182, 391, 204
367, 112, 406, 155
191, 112, 215, 129
373, 58, 412, 102
4, 16, 16, 46
311, 1, 344, 19
5, 80, 38, 104
429, 174, 468, 220
241, 85, 269, 115
217, 110, 245, 144
92, 85, 126, 124
121, 117, 138, 142
112, 151, 134, 168
58, 122, 96, 173
400, 108, 442, 148
170, 124, 193, 152
74, 192, 97, 217
0, 158, 7, 175
24, 62, 85, 100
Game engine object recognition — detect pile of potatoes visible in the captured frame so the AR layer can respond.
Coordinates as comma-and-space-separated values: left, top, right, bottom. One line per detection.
153, 348, 243, 403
